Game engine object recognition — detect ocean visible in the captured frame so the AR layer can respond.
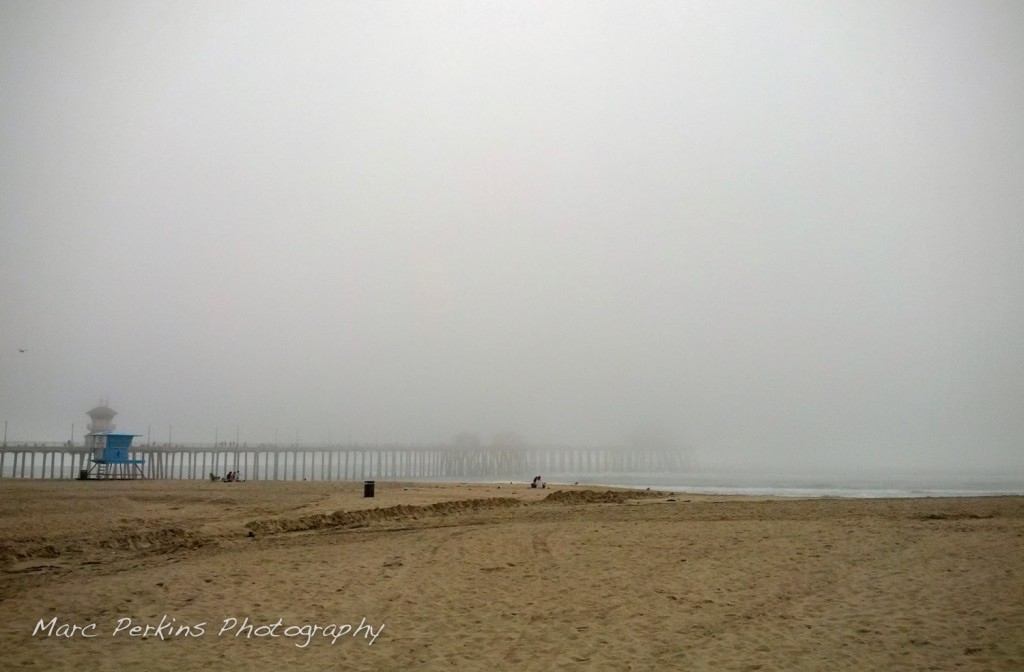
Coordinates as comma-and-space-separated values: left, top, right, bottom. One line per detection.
557, 470, 1024, 498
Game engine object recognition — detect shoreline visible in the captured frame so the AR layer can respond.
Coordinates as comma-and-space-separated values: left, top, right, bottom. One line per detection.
5, 473, 1023, 497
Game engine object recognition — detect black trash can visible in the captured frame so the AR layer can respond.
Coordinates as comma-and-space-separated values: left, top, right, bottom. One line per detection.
364, 480, 375, 498
78, 469, 89, 481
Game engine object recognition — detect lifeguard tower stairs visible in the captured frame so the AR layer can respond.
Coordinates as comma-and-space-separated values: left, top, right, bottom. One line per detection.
84, 431, 145, 479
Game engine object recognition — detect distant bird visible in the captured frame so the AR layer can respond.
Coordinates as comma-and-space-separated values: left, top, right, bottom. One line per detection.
18, 349, 27, 353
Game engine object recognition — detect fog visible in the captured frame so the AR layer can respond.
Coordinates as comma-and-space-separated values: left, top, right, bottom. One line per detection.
1, 1, 1021, 475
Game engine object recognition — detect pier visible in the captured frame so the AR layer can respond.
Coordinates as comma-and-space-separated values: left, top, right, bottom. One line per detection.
0, 443, 688, 481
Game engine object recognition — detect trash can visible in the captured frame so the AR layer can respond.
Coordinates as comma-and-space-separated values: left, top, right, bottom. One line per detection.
363, 480, 375, 498
78, 469, 89, 481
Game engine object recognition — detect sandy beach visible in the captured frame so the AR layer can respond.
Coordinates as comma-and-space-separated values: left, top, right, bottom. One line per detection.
1, 479, 1021, 671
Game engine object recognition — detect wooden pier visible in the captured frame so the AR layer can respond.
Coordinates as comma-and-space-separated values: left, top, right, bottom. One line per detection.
0, 443, 689, 481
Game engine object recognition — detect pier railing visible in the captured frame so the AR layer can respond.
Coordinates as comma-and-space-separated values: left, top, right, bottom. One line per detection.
0, 443, 690, 481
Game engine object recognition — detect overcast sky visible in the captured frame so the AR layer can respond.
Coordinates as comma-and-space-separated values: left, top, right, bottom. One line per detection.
1, 1, 1021, 473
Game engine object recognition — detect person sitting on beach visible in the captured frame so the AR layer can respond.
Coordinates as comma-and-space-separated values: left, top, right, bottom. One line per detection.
531, 476, 546, 489
225, 471, 235, 483
209, 472, 221, 482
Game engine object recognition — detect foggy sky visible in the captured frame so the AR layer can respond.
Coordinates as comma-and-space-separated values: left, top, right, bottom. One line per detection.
1, 1, 1022, 473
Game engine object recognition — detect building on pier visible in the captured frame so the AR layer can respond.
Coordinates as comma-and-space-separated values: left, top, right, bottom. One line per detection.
84, 403, 118, 459
85, 403, 117, 435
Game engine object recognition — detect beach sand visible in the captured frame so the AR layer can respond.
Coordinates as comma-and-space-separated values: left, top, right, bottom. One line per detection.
0, 479, 1021, 671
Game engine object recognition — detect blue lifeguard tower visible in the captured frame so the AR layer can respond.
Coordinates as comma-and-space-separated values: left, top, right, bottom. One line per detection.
85, 431, 145, 479
82, 404, 144, 479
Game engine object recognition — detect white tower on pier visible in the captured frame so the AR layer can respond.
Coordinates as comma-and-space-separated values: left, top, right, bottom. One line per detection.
85, 402, 117, 449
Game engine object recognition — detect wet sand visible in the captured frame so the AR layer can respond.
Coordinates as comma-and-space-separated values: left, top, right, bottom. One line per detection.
1, 479, 1022, 671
